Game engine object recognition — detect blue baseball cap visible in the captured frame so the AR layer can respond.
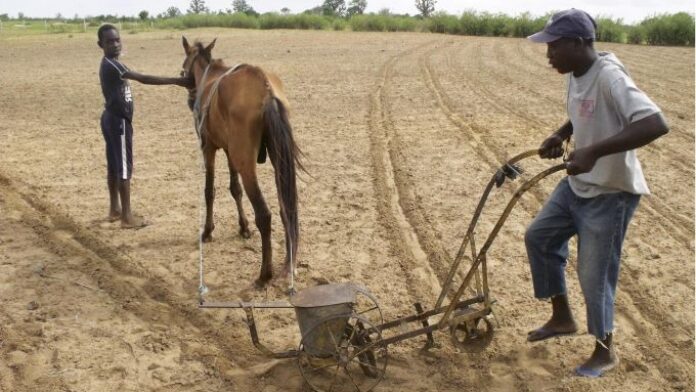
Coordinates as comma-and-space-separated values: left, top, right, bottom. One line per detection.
528, 9, 597, 43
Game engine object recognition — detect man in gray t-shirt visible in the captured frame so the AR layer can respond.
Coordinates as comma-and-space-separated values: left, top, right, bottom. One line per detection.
525, 9, 668, 377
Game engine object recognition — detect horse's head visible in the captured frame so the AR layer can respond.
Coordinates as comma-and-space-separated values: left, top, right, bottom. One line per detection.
181, 36, 217, 82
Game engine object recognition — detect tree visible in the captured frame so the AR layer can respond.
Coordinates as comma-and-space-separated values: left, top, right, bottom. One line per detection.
322, 0, 346, 17
232, 0, 250, 13
281, 7, 291, 15
304, 6, 323, 15
188, 0, 209, 14
139, 10, 149, 20
232, 0, 257, 15
347, 0, 367, 16
414, 0, 436, 17
17, 12, 24, 19
166, 7, 182, 17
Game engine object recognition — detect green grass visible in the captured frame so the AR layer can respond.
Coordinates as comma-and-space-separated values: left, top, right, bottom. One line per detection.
1, 12, 693, 46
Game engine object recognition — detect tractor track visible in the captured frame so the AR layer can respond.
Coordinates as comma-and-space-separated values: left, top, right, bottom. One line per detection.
368, 40, 461, 306
417, 38, 554, 392
422, 39, 693, 387
0, 172, 260, 391
367, 40, 530, 391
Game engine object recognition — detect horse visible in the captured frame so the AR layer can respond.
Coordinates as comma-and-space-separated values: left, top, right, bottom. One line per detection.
180, 37, 302, 286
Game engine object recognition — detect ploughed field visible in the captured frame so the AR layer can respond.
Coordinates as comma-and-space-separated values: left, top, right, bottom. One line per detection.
0, 29, 693, 392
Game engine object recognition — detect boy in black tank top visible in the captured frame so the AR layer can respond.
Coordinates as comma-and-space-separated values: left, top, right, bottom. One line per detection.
98, 24, 192, 228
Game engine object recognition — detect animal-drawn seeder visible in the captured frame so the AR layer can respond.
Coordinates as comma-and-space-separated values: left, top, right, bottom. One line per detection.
199, 150, 567, 392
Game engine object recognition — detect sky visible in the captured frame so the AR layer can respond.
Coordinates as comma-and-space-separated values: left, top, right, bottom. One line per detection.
2, 0, 694, 24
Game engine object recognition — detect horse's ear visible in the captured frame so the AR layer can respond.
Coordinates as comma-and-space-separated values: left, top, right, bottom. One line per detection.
182, 36, 190, 53
204, 38, 216, 55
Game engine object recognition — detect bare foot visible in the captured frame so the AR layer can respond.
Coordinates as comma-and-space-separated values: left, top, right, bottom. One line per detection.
527, 319, 578, 342
576, 342, 619, 377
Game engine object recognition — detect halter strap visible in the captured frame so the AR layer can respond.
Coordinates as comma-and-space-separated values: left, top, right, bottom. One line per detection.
193, 63, 244, 142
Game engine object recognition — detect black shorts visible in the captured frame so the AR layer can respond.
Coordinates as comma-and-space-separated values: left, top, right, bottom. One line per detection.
101, 111, 133, 180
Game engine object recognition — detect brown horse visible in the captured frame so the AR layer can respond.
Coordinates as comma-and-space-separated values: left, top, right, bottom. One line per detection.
181, 37, 302, 286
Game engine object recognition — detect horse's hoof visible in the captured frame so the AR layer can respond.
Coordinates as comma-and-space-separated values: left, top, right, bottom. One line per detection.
254, 277, 271, 289
201, 233, 213, 243
240, 228, 251, 239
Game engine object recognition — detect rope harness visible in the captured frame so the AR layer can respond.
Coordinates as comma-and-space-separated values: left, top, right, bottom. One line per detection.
191, 63, 243, 304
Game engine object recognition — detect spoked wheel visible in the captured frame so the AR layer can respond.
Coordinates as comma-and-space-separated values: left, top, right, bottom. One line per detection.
298, 314, 388, 392
352, 287, 384, 328
449, 308, 494, 353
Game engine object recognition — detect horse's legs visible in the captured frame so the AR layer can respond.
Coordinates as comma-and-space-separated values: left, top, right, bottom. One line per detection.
240, 171, 272, 285
225, 152, 251, 239
201, 147, 216, 242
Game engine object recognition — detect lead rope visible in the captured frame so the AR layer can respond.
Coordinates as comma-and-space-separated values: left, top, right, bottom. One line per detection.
194, 64, 212, 304
194, 64, 244, 304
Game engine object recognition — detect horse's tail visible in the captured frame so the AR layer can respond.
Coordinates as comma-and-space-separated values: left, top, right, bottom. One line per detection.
263, 96, 303, 265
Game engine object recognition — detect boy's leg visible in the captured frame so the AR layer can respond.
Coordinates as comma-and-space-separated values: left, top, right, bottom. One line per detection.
574, 191, 640, 376
102, 112, 121, 220
118, 119, 146, 228
107, 173, 120, 220
525, 178, 578, 341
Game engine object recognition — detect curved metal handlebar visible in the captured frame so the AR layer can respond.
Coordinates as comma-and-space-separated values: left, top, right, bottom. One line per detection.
435, 150, 566, 310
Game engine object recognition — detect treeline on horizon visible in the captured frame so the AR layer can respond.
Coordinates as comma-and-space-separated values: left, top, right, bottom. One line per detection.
1, 10, 693, 46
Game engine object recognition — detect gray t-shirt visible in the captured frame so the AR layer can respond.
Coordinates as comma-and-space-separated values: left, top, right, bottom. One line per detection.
566, 52, 661, 197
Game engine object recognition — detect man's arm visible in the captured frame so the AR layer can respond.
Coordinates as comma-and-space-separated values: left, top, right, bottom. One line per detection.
566, 112, 668, 175
123, 70, 193, 88
539, 120, 573, 159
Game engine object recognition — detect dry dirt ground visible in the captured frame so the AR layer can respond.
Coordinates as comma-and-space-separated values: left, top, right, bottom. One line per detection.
0, 29, 693, 392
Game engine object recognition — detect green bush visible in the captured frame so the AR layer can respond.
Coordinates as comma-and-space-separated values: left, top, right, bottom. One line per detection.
509, 12, 547, 38
596, 17, 626, 43
641, 12, 694, 46
332, 18, 347, 31
627, 25, 646, 44
427, 13, 460, 34
24, 10, 686, 47
258, 13, 295, 29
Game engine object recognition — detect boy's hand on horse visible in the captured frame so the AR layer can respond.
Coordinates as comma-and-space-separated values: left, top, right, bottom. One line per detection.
123, 70, 194, 88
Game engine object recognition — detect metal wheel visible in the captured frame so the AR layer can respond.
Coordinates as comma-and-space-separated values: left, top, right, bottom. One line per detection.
450, 308, 494, 353
298, 314, 388, 392
352, 285, 384, 328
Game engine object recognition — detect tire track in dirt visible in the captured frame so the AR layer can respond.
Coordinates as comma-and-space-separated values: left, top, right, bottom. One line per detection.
426, 39, 693, 388
484, 39, 694, 248
367, 42, 500, 391
420, 41, 564, 392
0, 173, 263, 391
368, 41, 447, 306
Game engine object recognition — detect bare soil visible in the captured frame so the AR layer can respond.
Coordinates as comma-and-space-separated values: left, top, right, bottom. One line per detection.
0, 29, 693, 392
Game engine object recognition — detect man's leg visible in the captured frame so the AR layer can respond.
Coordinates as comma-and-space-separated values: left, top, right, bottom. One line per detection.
525, 178, 578, 341
574, 191, 640, 377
